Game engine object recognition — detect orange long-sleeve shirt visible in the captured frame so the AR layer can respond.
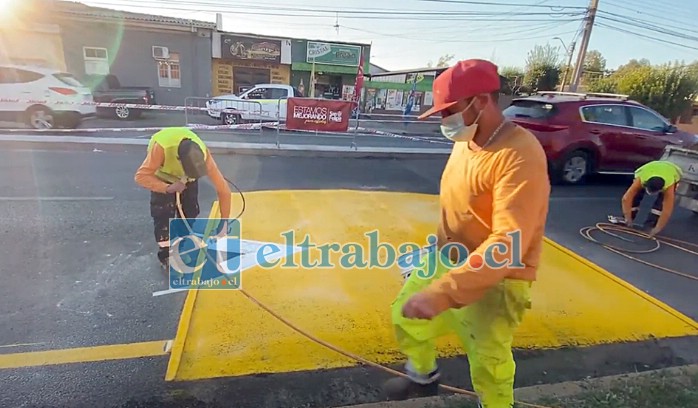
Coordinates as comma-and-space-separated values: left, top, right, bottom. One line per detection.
134, 143, 232, 219
421, 123, 550, 313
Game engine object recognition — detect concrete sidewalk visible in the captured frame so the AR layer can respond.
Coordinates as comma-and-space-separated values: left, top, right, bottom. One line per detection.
0, 134, 452, 159
336, 364, 698, 408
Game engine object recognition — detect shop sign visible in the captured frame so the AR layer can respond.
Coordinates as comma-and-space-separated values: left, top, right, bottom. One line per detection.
286, 98, 353, 132
221, 35, 282, 63
306, 41, 361, 66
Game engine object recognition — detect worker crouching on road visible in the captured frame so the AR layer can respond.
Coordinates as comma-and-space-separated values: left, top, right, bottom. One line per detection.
383, 60, 551, 408
134, 127, 231, 270
621, 160, 683, 237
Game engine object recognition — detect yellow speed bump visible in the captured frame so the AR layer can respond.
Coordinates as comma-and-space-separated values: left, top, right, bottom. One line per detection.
167, 189, 698, 381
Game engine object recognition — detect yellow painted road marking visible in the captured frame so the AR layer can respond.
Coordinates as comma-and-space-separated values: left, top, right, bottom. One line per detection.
170, 190, 698, 381
165, 201, 220, 381
0, 340, 170, 370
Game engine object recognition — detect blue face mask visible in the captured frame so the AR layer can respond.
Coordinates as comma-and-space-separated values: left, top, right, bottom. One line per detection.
440, 99, 482, 142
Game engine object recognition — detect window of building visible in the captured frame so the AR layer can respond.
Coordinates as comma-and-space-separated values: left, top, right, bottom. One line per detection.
157, 52, 181, 88
83, 47, 109, 76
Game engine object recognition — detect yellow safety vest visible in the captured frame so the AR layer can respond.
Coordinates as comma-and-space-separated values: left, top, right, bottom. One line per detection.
147, 127, 208, 184
634, 160, 683, 191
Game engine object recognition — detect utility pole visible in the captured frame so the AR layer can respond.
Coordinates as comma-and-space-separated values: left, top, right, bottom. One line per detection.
559, 41, 576, 91
569, 0, 599, 92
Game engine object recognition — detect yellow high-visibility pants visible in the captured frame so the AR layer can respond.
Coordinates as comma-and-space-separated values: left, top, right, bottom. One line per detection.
391, 248, 532, 408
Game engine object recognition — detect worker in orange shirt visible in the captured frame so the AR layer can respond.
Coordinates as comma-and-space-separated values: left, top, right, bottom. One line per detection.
134, 127, 232, 271
382, 60, 551, 408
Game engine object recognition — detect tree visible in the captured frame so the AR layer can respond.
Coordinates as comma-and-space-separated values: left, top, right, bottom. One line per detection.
427, 54, 455, 68
588, 59, 698, 122
581, 50, 607, 85
500, 66, 525, 93
523, 44, 563, 92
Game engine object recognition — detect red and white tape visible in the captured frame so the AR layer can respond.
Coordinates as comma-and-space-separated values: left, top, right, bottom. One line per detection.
0, 98, 257, 113
265, 123, 452, 146
0, 122, 270, 133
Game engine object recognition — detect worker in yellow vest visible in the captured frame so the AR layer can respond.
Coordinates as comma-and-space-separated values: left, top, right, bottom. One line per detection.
134, 127, 231, 270
622, 160, 683, 237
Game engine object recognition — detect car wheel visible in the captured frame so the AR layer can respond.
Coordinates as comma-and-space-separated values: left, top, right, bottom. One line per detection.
115, 106, 131, 120
26, 106, 55, 129
557, 150, 590, 185
221, 113, 240, 125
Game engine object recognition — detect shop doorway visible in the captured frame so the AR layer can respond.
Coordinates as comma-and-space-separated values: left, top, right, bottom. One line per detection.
233, 67, 270, 94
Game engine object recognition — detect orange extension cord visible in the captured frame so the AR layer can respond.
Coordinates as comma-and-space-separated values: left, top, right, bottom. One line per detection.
580, 222, 698, 282
174, 192, 555, 408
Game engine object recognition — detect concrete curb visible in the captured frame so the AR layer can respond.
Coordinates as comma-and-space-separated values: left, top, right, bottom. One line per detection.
334, 364, 698, 408
0, 135, 452, 159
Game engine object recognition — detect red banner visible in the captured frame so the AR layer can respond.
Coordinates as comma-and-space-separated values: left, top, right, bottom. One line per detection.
285, 98, 353, 132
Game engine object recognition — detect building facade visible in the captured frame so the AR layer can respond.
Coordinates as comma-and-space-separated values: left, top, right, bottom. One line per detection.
364, 69, 437, 114
290, 39, 370, 100
1, 2, 67, 70
210, 32, 292, 96
26, 0, 215, 107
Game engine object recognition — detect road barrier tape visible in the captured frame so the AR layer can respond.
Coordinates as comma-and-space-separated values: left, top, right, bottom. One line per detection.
365, 128, 453, 146
0, 98, 252, 114
265, 123, 453, 146
0, 122, 271, 133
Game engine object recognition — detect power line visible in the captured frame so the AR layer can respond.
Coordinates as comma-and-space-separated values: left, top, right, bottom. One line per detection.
597, 11, 698, 40
340, 23, 578, 44
596, 22, 698, 52
602, 0, 697, 32
416, 0, 585, 8
85, 0, 585, 18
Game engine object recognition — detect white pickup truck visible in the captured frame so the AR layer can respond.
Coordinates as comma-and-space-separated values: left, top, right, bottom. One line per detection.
206, 84, 304, 125
660, 144, 698, 215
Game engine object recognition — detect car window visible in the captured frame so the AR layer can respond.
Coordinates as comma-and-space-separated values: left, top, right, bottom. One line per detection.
246, 88, 271, 99
269, 88, 288, 99
502, 100, 556, 119
53, 73, 84, 87
628, 107, 667, 132
0, 67, 44, 84
581, 105, 628, 126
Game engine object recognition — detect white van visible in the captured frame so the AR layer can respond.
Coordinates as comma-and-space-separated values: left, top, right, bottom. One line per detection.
206, 84, 304, 125
0, 65, 96, 129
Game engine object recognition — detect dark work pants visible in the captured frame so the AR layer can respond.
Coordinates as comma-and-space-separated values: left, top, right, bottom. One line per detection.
150, 180, 200, 266
631, 189, 663, 228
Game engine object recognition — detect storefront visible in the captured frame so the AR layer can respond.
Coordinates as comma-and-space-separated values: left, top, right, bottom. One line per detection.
290, 40, 370, 100
363, 70, 436, 114
212, 33, 291, 96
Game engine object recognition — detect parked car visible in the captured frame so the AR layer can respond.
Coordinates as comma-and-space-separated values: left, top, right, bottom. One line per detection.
206, 84, 304, 125
0, 64, 95, 129
86, 74, 155, 120
502, 91, 698, 185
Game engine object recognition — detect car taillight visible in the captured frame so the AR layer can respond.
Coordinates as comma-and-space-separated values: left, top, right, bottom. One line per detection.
49, 87, 78, 96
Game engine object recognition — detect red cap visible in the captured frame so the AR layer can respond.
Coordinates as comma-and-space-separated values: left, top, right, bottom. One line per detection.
418, 59, 501, 120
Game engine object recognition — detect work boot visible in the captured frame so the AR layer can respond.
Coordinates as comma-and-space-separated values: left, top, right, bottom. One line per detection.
382, 368, 440, 401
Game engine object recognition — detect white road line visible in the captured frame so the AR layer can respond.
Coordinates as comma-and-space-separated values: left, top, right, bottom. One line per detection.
0, 342, 46, 349
153, 287, 190, 297
0, 197, 114, 201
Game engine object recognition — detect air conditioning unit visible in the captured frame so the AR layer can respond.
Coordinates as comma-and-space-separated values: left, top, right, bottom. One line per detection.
152, 46, 170, 59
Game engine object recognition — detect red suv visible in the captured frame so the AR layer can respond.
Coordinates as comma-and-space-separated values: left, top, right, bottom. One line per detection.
502, 92, 698, 185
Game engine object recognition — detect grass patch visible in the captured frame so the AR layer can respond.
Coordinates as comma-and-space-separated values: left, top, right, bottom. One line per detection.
445, 368, 698, 408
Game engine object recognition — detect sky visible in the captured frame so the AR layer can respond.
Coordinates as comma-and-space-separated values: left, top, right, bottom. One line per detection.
76, 0, 697, 71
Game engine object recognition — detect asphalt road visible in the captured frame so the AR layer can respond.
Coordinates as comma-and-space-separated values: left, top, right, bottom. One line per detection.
0, 146, 696, 408
0, 112, 448, 151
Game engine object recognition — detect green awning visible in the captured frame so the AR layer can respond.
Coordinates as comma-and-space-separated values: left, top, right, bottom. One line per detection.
292, 62, 365, 75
